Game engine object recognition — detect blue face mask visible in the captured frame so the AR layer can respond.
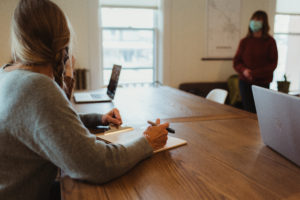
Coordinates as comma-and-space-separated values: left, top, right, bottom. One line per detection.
249, 20, 263, 32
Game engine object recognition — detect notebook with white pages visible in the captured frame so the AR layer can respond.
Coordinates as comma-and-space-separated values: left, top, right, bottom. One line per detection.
94, 126, 187, 153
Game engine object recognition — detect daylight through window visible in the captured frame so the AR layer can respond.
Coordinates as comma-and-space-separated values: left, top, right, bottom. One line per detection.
101, 7, 157, 85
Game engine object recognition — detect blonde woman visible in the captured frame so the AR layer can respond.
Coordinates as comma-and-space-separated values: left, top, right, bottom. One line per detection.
0, 0, 168, 199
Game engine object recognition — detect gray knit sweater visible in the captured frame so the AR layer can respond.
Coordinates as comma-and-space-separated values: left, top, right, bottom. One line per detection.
0, 68, 153, 200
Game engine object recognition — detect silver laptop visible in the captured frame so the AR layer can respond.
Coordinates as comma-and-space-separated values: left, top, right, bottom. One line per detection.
73, 65, 122, 103
252, 85, 300, 166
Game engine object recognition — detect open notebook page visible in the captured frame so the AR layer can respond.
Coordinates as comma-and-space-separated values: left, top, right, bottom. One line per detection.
95, 127, 187, 153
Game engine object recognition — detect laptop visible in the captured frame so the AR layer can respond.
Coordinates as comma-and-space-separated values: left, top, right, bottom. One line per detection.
73, 65, 122, 103
252, 85, 300, 166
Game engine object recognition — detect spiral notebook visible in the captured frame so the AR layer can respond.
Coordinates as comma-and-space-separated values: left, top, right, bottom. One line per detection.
94, 126, 187, 153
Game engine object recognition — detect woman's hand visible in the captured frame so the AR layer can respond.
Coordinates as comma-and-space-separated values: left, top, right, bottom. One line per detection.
102, 108, 123, 126
243, 68, 253, 81
143, 119, 169, 150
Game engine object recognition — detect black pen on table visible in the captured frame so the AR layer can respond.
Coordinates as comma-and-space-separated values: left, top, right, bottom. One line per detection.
147, 120, 175, 134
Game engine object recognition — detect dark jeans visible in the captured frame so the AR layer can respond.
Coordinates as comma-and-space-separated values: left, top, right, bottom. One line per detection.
239, 80, 269, 113
49, 181, 61, 200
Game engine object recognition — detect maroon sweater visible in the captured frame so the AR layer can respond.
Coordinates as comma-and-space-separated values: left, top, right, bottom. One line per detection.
233, 36, 278, 84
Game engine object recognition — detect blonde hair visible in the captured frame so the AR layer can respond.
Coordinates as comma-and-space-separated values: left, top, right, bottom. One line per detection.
11, 0, 73, 87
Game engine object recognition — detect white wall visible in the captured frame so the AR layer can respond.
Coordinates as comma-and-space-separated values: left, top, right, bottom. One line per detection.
53, 0, 90, 72
163, 0, 276, 88
0, 0, 276, 89
0, 0, 101, 89
54, 0, 101, 90
0, 0, 16, 64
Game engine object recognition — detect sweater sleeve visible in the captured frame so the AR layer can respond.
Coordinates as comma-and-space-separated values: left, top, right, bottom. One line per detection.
63, 76, 104, 128
13, 74, 153, 184
251, 38, 278, 78
79, 113, 104, 128
233, 39, 247, 74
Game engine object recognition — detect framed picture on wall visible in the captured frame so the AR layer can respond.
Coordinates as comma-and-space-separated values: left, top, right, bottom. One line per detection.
203, 0, 241, 60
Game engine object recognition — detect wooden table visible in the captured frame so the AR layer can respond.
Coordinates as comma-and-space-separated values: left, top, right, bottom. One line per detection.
74, 86, 255, 123
61, 86, 300, 200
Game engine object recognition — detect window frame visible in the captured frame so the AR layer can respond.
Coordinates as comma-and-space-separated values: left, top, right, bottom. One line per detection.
100, 7, 158, 85
274, 13, 300, 35
272, 12, 300, 91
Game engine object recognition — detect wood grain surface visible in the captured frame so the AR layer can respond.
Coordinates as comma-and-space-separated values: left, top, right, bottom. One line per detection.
61, 118, 300, 200
61, 86, 300, 200
73, 86, 255, 124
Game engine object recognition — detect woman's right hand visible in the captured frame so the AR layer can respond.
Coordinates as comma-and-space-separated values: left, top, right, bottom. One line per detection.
143, 119, 169, 150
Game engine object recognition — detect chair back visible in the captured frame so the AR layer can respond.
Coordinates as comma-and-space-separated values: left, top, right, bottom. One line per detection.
206, 88, 228, 104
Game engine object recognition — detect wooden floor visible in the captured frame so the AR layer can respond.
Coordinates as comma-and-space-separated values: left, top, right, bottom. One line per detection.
61, 86, 300, 200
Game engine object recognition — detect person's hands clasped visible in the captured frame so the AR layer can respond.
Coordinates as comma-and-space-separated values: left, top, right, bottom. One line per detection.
143, 119, 169, 150
243, 68, 253, 81
102, 108, 123, 126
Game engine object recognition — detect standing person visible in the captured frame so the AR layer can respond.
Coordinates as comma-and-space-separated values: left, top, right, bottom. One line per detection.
0, 0, 169, 200
233, 10, 278, 113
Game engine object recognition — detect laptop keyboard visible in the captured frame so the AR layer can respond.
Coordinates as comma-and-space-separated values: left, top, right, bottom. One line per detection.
91, 93, 106, 99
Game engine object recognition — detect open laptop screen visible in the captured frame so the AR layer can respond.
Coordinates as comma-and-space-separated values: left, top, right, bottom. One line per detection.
107, 65, 122, 99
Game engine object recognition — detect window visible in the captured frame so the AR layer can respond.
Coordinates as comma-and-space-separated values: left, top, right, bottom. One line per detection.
271, 0, 300, 92
100, 7, 157, 85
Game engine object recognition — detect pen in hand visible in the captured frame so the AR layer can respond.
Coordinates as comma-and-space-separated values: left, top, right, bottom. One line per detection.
147, 120, 175, 134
